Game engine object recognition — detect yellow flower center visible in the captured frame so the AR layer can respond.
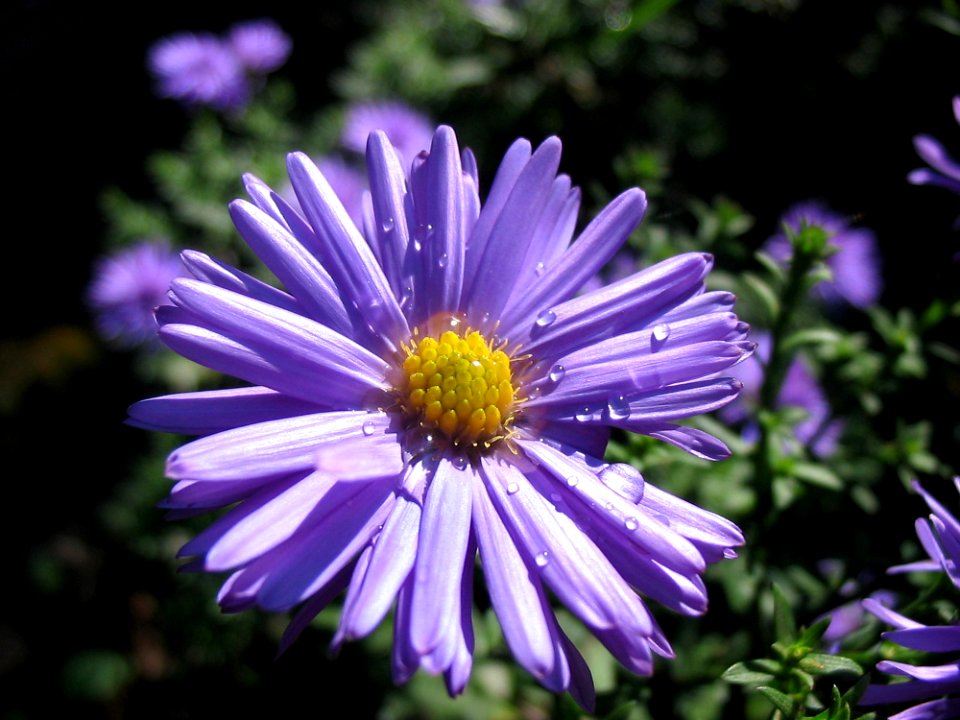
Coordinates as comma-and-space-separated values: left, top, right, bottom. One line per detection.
401, 326, 515, 445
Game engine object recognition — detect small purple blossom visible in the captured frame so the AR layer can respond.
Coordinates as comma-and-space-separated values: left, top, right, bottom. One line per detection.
227, 19, 291, 74
342, 101, 434, 171
148, 20, 290, 112
909, 97, 960, 198
861, 478, 960, 719
148, 33, 250, 112
720, 332, 844, 458
764, 201, 882, 309
129, 126, 749, 706
87, 240, 184, 347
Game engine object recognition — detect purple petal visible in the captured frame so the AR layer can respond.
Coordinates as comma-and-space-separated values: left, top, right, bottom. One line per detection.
410, 457, 473, 655
885, 626, 960, 653
365, 131, 412, 300
181, 248, 303, 316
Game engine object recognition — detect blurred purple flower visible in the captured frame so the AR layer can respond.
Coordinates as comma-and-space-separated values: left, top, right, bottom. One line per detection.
909, 97, 960, 198
148, 33, 250, 112
87, 240, 184, 347
314, 157, 368, 230
861, 478, 960, 719
720, 332, 843, 458
227, 19, 291, 74
764, 201, 882, 309
342, 101, 434, 170
129, 125, 749, 706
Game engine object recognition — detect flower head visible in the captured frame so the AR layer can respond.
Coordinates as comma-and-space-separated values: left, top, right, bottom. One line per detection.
342, 101, 434, 170
129, 126, 748, 707
87, 240, 184, 347
909, 97, 960, 198
764, 201, 882, 309
861, 478, 960, 719
226, 19, 291, 74
720, 332, 844, 458
148, 33, 250, 112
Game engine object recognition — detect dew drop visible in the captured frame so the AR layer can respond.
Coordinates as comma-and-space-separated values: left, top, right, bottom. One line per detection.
624, 516, 639, 531
535, 309, 557, 327
534, 551, 550, 568
438, 252, 448, 269
549, 492, 562, 503
607, 394, 630, 420
381, 216, 395, 233
506, 481, 520, 495
548, 364, 565, 383
566, 475, 579, 488
452, 454, 468, 470
723, 548, 738, 560
575, 406, 593, 423
534, 261, 545, 277
598, 463, 645, 503
652, 323, 671, 343
362, 420, 376, 436
605, 502, 615, 512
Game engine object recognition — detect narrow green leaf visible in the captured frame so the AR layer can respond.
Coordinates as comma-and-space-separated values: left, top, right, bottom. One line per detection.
798, 653, 863, 676
758, 686, 798, 716
722, 659, 783, 685
741, 272, 781, 322
772, 583, 797, 643
792, 463, 844, 490
795, 618, 832, 646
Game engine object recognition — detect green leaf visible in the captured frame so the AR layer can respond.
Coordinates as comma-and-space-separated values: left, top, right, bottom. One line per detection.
798, 653, 863, 676
758, 686, 799, 716
773, 583, 797, 643
741, 271, 780, 323
792, 463, 844, 490
722, 658, 783, 685
795, 618, 832, 646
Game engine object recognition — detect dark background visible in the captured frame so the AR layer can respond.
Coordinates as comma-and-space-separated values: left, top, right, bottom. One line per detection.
2, 1, 957, 717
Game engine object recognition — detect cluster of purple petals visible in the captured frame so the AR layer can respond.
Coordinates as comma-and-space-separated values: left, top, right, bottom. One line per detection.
909, 97, 960, 198
148, 19, 290, 111
764, 200, 882, 309
719, 332, 843, 458
861, 479, 960, 719
129, 125, 749, 707
87, 240, 185, 347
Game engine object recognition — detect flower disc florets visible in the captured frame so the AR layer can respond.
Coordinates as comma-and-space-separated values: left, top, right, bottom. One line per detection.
401, 322, 515, 446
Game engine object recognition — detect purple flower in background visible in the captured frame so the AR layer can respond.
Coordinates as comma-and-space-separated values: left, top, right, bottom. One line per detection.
148, 33, 250, 112
129, 126, 748, 707
720, 333, 843, 458
87, 240, 184, 347
315, 157, 368, 230
909, 97, 960, 198
861, 479, 960, 719
342, 101, 434, 170
149, 20, 290, 112
227, 19, 291, 74
764, 201, 882, 309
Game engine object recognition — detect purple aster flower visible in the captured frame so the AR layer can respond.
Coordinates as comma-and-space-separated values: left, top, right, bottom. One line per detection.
861, 479, 960, 719
720, 332, 844, 458
148, 32, 250, 112
764, 201, 882, 309
342, 101, 434, 172
128, 126, 749, 707
87, 240, 184, 347
227, 19, 291, 74
909, 97, 960, 198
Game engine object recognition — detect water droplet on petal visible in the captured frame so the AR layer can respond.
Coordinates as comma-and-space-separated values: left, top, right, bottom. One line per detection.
438, 252, 448, 269
452, 455, 468, 470
535, 309, 557, 328
598, 464, 645, 503
575, 406, 593, 423
548, 364, 565, 383
624, 516, 639, 531
362, 420, 376, 436
534, 261, 545, 276
535, 551, 550, 568
607, 394, 630, 420
723, 548, 738, 559
381, 216, 395, 233
566, 475, 579, 488
506, 481, 520, 495
652, 323, 671, 349
549, 492, 561, 503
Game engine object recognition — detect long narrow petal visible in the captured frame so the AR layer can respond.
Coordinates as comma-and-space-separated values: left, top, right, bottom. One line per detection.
166, 410, 389, 482
128, 386, 324, 435
885, 626, 960, 653
410, 457, 473, 655
365, 131, 411, 299
181, 249, 303, 316
287, 151, 409, 351
498, 188, 648, 340
229, 200, 352, 331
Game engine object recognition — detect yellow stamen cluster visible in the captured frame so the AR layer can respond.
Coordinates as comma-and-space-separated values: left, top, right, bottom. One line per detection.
402, 329, 514, 444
